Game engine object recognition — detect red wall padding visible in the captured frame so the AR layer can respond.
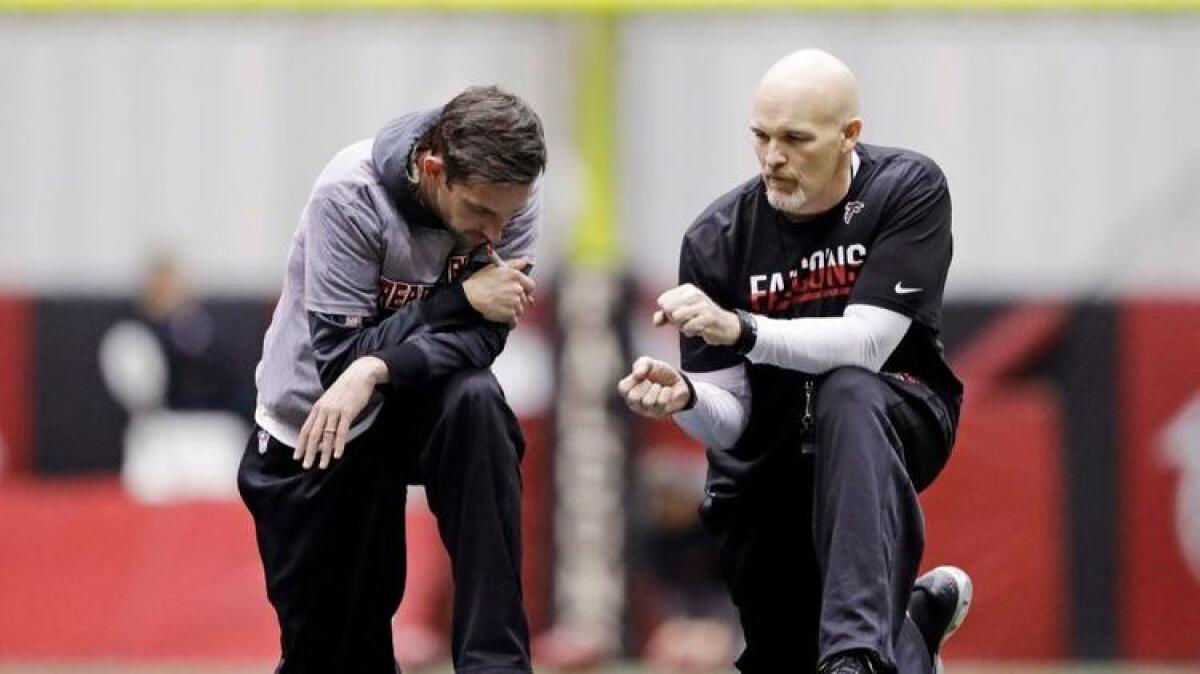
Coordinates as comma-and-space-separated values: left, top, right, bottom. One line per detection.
0, 479, 276, 658
1119, 300, 1200, 658
0, 295, 31, 475
923, 385, 1069, 659
0, 418, 552, 659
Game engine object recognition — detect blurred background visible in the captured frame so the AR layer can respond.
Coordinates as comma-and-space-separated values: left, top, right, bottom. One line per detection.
2, 0, 1200, 672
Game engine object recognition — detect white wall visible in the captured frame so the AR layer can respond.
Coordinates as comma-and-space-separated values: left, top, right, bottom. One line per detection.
620, 12, 1200, 298
0, 13, 579, 294
2, 12, 1199, 298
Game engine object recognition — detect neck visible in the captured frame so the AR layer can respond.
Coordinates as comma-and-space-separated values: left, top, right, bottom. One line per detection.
784, 151, 855, 222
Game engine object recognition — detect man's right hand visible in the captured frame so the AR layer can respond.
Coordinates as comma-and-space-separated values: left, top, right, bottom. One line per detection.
618, 356, 692, 418
463, 258, 534, 325
295, 355, 388, 470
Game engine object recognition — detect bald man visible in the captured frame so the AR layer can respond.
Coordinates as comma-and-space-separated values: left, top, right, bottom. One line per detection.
619, 50, 972, 673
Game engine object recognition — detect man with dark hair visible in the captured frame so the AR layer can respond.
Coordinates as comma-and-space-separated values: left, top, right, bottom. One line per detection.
618, 51, 971, 673
239, 85, 545, 674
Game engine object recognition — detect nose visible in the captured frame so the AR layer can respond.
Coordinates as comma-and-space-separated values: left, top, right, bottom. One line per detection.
483, 219, 504, 245
764, 140, 786, 168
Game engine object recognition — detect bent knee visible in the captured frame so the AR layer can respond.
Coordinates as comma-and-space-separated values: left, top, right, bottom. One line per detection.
814, 367, 889, 421
438, 368, 505, 408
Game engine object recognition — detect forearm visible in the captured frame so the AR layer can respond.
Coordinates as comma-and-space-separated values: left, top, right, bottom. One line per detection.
309, 284, 480, 389
373, 322, 509, 390
673, 365, 750, 450
746, 304, 911, 374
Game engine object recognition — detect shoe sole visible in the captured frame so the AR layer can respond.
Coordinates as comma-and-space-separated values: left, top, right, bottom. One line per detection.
931, 565, 972, 674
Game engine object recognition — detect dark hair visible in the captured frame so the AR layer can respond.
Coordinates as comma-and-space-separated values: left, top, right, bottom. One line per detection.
419, 85, 547, 186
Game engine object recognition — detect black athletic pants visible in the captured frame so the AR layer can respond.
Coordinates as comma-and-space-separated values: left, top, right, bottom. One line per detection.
705, 367, 958, 674
238, 369, 531, 674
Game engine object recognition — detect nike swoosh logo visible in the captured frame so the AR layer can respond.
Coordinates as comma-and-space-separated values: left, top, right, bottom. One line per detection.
894, 282, 923, 295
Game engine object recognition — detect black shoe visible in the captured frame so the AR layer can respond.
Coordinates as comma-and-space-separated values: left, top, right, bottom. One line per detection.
908, 565, 973, 673
818, 650, 877, 674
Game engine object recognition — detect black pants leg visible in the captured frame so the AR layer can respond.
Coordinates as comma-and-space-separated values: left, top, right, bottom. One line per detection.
239, 368, 531, 674
238, 424, 407, 674
710, 367, 955, 674
714, 449, 822, 672
414, 368, 531, 674
812, 367, 954, 673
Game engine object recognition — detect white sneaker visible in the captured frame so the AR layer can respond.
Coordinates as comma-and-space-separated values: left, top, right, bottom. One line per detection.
910, 565, 973, 674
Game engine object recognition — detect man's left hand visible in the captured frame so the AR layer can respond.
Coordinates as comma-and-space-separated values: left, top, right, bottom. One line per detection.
653, 283, 741, 346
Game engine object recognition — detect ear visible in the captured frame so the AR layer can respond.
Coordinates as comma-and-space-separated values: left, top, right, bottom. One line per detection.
843, 117, 863, 150
419, 154, 445, 183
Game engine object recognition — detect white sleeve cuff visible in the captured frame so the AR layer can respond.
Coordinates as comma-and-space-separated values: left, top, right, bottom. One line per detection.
673, 364, 751, 450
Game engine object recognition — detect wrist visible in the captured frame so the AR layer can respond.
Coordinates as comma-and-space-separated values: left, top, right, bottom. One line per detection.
679, 374, 698, 411
353, 356, 390, 385
719, 310, 743, 346
460, 281, 477, 307
732, 309, 758, 355
433, 282, 479, 321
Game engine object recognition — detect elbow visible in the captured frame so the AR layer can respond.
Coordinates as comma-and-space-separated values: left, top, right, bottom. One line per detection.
308, 313, 366, 390
860, 352, 889, 374
475, 325, 510, 366
852, 317, 899, 373
315, 362, 340, 391
856, 337, 895, 373
711, 425, 745, 451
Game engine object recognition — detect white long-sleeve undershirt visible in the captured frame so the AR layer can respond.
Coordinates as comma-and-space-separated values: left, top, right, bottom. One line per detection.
672, 304, 911, 449
673, 365, 752, 451
747, 303, 911, 374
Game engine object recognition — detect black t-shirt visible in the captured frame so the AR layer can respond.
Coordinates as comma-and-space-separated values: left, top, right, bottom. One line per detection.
679, 143, 963, 488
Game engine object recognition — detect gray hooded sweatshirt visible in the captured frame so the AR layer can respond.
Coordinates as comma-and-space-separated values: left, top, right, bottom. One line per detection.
254, 109, 541, 447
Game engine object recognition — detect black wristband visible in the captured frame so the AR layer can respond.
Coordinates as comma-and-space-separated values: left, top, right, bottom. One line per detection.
732, 309, 758, 355
680, 373, 698, 411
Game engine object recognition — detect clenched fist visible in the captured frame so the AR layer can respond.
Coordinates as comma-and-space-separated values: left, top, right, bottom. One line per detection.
463, 257, 535, 325
653, 283, 741, 346
617, 356, 692, 418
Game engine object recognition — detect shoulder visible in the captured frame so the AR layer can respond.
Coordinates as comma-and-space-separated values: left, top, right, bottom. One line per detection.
682, 176, 761, 256
307, 140, 390, 222
308, 141, 379, 202
298, 142, 394, 249
859, 143, 947, 194
312, 140, 376, 194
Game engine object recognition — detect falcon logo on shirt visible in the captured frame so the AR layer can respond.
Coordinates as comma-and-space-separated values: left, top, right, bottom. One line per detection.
844, 201, 865, 225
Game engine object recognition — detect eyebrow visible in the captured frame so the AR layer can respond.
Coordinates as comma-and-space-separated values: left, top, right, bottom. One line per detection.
750, 124, 815, 138
464, 198, 498, 217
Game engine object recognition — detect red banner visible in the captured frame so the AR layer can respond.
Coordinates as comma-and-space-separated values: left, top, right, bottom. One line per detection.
923, 386, 1069, 659
0, 295, 31, 476
1118, 300, 1200, 658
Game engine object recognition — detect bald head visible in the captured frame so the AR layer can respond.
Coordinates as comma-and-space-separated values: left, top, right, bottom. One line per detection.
756, 49, 859, 125
750, 49, 863, 218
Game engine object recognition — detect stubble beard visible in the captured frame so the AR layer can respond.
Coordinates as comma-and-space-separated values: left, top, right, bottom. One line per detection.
765, 183, 808, 217
447, 221, 486, 249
